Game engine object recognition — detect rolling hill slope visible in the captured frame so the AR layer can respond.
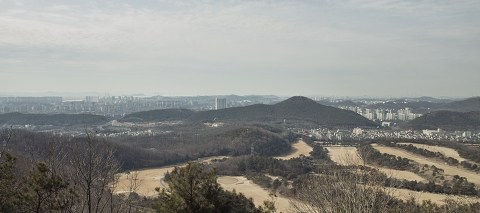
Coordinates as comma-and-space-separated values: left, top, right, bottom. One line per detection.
123, 96, 377, 127
121, 109, 195, 122
404, 111, 480, 130
440, 97, 480, 112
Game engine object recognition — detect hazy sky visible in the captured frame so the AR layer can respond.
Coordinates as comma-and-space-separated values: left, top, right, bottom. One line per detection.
1, 0, 479, 97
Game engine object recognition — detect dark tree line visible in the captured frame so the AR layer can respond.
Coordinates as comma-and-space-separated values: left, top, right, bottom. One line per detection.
215, 155, 315, 180
385, 177, 478, 196
378, 141, 480, 172
357, 144, 412, 170
309, 144, 332, 161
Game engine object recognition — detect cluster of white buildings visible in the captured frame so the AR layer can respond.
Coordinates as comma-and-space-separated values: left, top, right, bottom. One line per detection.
340, 106, 423, 121
298, 127, 479, 142
0, 96, 237, 116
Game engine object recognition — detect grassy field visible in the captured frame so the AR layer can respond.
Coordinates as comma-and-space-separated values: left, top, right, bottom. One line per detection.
399, 142, 468, 162
376, 168, 426, 182
115, 156, 228, 197
326, 146, 480, 204
115, 142, 480, 210
327, 146, 426, 182
387, 187, 480, 204
326, 146, 363, 165
115, 165, 179, 197
372, 144, 480, 186
275, 139, 312, 160
218, 176, 292, 213
116, 170, 293, 212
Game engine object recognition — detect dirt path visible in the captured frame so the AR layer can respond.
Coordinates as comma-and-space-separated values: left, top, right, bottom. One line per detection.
399, 143, 468, 162
327, 146, 426, 182
372, 144, 480, 186
275, 139, 312, 160
218, 176, 292, 213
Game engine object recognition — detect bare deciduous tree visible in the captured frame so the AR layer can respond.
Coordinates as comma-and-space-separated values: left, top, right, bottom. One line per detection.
290, 171, 396, 213
0, 127, 13, 160
69, 132, 120, 213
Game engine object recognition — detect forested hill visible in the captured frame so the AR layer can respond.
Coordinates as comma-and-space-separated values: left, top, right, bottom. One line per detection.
403, 111, 480, 130
121, 108, 195, 122
440, 97, 480, 112
6, 125, 294, 170
123, 96, 377, 127
191, 96, 376, 126
0, 112, 109, 126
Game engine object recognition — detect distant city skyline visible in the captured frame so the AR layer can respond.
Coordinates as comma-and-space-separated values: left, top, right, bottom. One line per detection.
1, 0, 479, 97
0, 91, 472, 100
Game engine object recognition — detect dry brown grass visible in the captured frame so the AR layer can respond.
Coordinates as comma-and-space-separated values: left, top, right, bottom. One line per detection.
116, 165, 293, 212
316, 154, 478, 205
326, 146, 362, 166
372, 144, 480, 186
218, 176, 292, 213
399, 143, 468, 162
115, 165, 177, 197
376, 168, 426, 182
388, 187, 480, 204
114, 156, 229, 197
275, 139, 312, 160
327, 146, 426, 182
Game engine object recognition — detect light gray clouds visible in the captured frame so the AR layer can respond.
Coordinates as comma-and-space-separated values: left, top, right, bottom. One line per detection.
1, 0, 479, 96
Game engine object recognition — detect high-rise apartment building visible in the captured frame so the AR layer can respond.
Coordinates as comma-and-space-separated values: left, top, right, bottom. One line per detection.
215, 98, 227, 110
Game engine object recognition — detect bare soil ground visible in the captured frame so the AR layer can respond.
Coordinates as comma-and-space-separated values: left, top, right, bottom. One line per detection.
327, 146, 426, 182
372, 144, 480, 186
275, 139, 312, 160
399, 143, 468, 162
218, 176, 292, 213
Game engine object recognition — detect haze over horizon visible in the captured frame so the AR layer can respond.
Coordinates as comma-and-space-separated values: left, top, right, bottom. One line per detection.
1, 0, 479, 97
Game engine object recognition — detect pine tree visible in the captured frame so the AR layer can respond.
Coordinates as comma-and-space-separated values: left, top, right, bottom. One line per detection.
153, 162, 274, 213
0, 153, 20, 212
18, 162, 77, 213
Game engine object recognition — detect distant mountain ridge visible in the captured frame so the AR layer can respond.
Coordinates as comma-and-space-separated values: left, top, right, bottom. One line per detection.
353, 97, 480, 113
0, 112, 109, 126
124, 96, 377, 127
440, 97, 480, 112
122, 109, 195, 122
404, 111, 480, 130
